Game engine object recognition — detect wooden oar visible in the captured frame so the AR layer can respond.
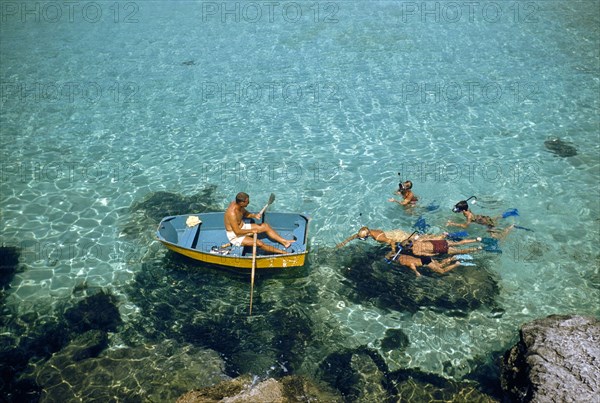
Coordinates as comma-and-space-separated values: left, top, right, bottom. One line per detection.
258, 193, 275, 222
249, 232, 258, 316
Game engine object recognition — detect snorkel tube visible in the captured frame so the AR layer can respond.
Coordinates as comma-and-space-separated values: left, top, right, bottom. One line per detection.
452, 196, 477, 213
386, 230, 418, 263
396, 173, 413, 193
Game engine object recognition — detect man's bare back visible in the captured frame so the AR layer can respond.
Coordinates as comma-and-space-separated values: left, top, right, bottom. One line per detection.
224, 192, 293, 254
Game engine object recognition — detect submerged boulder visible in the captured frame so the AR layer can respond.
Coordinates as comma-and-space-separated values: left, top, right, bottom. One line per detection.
0, 246, 21, 290
129, 185, 221, 223
318, 346, 496, 402
390, 367, 498, 402
64, 291, 122, 333
176, 375, 341, 403
333, 245, 501, 314
318, 346, 393, 402
31, 338, 228, 402
501, 315, 600, 402
544, 137, 577, 157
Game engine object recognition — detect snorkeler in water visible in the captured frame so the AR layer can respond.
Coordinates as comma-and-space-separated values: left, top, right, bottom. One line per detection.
388, 179, 418, 206
336, 226, 398, 253
446, 196, 497, 228
336, 227, 448, 253
385, 251, 463, 277
399, 237, 482, 257
446, 196, 516, 238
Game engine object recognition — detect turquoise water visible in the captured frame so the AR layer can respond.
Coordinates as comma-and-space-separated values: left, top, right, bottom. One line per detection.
1, 0, 599, 400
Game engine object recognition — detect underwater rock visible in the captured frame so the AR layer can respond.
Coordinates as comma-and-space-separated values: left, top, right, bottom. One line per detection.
544, 137, 577, 157
380, 328, 410, 351
176, 374, 342, 403
501, 315, 600, 402
126, 258, 317, 378
70, 330, 108, 361
319, 346, 393, 402
182, 60, 196, 66
129, 185, 220, 223
390, 367, 497, 402
333, 246, 501, 314
64, 291, 122, 333
0, 316, 70, 400
30, 338, 228, 402
267, 306, 314, 375
0, 246, 21, 290
318, 345, 498, 402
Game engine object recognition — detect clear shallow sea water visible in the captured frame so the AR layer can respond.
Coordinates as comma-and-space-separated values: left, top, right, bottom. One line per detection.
1, 0, 599, 400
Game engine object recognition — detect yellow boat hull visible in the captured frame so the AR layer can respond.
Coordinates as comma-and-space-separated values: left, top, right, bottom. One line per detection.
160, 241, 307, 269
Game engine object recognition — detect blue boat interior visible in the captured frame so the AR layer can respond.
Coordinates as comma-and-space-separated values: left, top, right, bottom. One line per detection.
158, 212, 308, 257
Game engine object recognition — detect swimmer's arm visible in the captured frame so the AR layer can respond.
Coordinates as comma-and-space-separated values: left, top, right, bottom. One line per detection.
447, 221, 469, 228
336, 234, 358, 248
387, 197, 411, 206
447, 214, 471, 228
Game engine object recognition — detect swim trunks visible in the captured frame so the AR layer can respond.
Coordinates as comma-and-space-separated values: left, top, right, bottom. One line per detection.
420, 256, 432, 265
226, 223, 252, 246
429, 240, 449, 254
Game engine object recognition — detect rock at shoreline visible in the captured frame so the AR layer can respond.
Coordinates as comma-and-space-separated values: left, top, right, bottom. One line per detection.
501, 315, 600, 402
176, 375, 342, 403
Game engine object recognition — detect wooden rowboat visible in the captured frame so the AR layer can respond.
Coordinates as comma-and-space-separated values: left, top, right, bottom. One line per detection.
156, 212, 309, 269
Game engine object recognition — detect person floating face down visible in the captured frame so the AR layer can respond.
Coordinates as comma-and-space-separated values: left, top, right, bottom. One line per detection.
398, 237, 482, 257
385, 232, 481, 276
224, 192, 293, 254
388, 180, 418, 206
446, 196, 496, 229
386, 251, 463, 277
336, 226, 398, 253
446, 196, 516, 239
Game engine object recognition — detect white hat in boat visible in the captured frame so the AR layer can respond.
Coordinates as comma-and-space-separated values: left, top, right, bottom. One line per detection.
186, 216, 201, 227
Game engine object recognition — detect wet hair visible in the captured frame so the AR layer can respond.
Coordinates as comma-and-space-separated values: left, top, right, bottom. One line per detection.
235, 192, 249, 203
397, 180, 413, 192
357, 226, 369, 239
453, 196, 477, 213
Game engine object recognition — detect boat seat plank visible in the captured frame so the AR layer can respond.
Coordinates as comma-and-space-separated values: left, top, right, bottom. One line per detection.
179, 226, 200, 249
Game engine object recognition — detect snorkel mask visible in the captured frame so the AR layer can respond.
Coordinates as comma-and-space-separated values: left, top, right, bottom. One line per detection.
400, 230, 418, 249
452, 196, 477, 213
388, 231, 418, 263
397, 174, 413, 192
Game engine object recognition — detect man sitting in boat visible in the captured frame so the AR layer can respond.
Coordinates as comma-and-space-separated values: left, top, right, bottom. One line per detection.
224, 192, 293, 254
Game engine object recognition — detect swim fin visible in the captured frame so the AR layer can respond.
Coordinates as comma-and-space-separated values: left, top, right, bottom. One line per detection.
482, 237, 502, 253
446, 230, 469, 240
459, 262, 476, 266
413, 216, 430, 233
454, 254, 473, 260
501, 208, 519, 219
426, 201, 440, 212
